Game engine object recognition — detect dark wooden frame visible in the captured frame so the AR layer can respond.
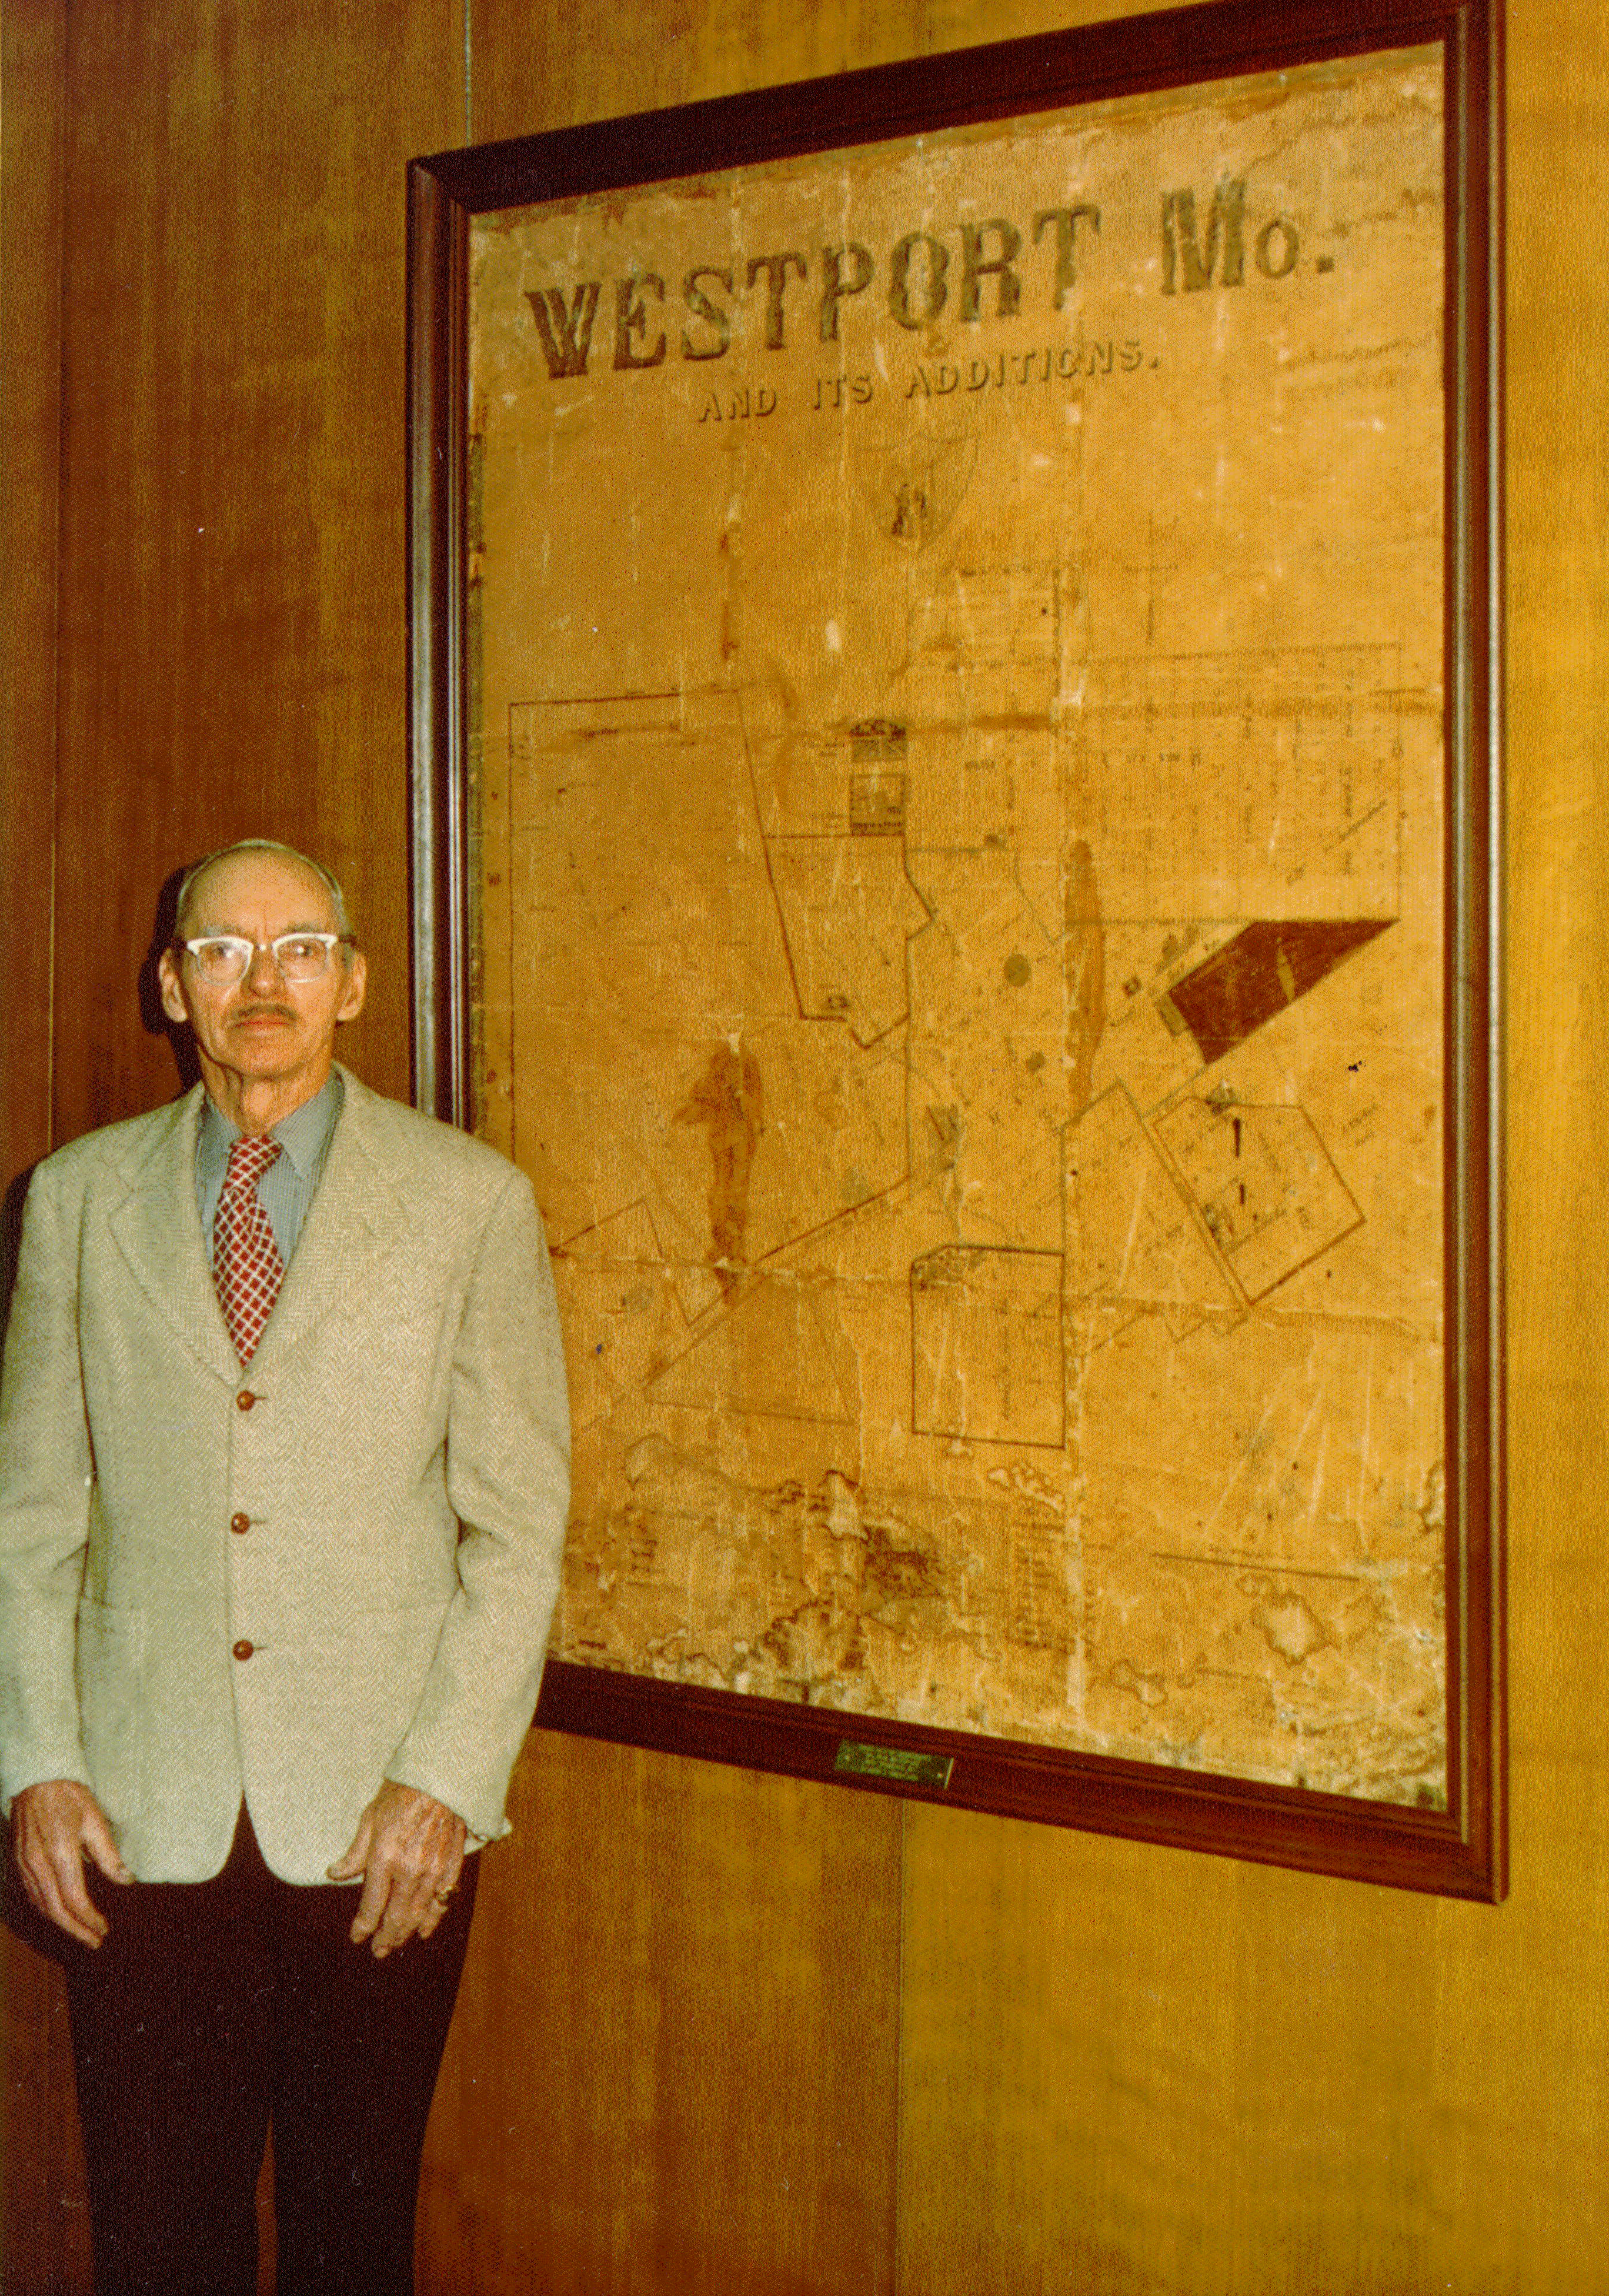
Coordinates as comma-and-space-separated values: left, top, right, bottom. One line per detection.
408, 0, 1504, 1899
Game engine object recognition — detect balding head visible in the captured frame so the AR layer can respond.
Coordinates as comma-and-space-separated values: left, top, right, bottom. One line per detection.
176, 839, 353, 942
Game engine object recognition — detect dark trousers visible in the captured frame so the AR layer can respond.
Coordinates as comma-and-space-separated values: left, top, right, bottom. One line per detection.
65, 1806, 478, 2296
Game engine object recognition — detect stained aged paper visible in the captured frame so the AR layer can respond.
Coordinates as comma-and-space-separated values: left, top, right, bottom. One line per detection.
469, 45, 1447, 1801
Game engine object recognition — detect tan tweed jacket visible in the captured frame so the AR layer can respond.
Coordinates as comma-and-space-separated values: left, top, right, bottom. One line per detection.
0, 1069, 570, 1884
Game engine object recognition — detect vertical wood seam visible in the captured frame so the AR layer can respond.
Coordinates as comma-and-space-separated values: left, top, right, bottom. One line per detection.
893, 1797, 908, 2296
43, 0, 71, 1158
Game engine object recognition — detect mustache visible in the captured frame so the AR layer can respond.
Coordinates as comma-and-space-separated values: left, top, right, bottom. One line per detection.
231, 1003, 296, 1024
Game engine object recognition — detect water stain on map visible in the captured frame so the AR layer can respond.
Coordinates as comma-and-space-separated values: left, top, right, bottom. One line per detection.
674, 1042, 763, 1290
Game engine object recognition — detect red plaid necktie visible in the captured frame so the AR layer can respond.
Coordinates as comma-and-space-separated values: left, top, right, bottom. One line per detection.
215, 1133, 285, 1364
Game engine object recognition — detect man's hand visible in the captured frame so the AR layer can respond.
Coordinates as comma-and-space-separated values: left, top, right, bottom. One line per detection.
327, 1780, 467, 1958
12, 1780, 132, 1948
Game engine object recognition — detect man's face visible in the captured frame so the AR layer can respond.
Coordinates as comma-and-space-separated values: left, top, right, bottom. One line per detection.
157, 851, 367, 1108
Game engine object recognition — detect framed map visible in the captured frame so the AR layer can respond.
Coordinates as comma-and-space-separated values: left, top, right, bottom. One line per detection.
408, 0, 1503, 1896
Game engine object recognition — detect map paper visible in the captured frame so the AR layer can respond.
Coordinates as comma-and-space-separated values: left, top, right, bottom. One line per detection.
468, 45, 1447, 1803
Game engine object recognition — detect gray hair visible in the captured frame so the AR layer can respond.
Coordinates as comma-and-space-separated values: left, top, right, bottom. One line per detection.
175, 839, 354, 940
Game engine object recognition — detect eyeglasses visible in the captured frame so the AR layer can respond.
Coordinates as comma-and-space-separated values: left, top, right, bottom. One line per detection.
175, 932, 355, 986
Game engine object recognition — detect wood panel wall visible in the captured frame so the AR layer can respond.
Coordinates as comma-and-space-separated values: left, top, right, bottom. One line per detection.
2, 0, 1605, 2291
2, 6, 75, 2287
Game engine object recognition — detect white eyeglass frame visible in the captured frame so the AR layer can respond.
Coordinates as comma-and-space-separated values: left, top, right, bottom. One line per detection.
175, 931, 356, 983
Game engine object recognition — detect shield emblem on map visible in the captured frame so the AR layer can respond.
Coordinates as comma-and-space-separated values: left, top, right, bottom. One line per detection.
856, 437, 977, 551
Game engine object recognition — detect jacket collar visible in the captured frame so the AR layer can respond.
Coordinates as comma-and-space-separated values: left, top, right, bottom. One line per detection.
107, 1083, 229, 1379
249, 1069, 409, 1374
108, 1067, 410, 1383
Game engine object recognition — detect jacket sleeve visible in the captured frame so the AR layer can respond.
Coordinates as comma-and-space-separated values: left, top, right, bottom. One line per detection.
383, 1165, 572, 1840
0, 1163, 96, 1813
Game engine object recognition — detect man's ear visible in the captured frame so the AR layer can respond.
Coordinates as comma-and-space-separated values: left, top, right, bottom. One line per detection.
156, 949, 189, 1029
337, 951, 368, 1025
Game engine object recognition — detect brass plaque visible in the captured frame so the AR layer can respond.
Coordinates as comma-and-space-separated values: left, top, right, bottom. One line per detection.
834, 1741, 954, 1790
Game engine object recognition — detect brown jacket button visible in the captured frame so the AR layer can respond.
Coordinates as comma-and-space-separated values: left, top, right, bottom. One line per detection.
230, 1513, 251, 1535
236, 1390, 256, 1411
232, 1640, 254, 1661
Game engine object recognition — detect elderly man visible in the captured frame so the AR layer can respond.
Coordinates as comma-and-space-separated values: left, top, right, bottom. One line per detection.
0, 839, 570, 2296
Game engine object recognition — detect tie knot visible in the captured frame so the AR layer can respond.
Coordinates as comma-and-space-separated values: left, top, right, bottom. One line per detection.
222, 1133, 282, 1195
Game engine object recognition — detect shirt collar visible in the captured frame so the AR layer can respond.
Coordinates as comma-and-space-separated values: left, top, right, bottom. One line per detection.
198, 1069, 345, 1182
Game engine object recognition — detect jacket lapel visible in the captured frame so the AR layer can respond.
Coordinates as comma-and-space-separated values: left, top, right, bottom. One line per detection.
249, 1072, 409, 1373
108, 1084, 238, 1381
